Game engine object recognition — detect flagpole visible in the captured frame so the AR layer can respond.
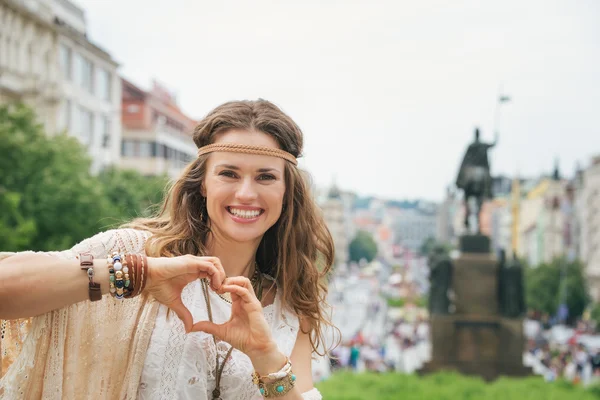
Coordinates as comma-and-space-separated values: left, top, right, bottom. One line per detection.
493, 86, 511, 142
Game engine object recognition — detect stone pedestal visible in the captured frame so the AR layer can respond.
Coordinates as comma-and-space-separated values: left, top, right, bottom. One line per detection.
419, 235, 532, 381
420, 315, 530, 381
453, 253, 498, 315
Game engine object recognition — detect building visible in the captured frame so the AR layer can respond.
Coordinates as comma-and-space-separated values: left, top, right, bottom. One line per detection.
0, 0, 121, 173
53, 0, 121, 173
517, 170, 568, 266
392, 201, 438, 252
120, 79, 197, 178
435, 187, 459, 246
578, 155, 600, 301
0, 0, 60, 131
320, 184, 349, 266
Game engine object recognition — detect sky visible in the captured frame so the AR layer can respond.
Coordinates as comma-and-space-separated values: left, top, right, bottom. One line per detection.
73, 0, 600, 202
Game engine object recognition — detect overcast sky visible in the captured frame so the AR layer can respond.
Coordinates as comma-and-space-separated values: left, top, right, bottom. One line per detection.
74, 0, 600, 202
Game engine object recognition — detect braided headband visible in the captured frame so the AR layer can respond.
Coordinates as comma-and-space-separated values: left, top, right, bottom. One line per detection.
197, 143, 298, 166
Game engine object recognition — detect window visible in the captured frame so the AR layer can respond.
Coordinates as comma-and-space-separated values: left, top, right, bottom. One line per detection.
122, 140, 135, 157
75, 54, 93, 93
60, 99, 71, 131
78, 106, 94, 146
139, 141, 152, 157
100, 115, 111, 148
59, 44, 71, 80
96, 68, 111, 101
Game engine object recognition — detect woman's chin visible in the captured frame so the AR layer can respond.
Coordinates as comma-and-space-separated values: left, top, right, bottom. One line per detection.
222, 227, 266, 244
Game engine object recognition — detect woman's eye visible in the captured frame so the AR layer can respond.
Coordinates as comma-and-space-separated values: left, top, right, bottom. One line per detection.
219, 170, 237, 178
258, 174, 276, 181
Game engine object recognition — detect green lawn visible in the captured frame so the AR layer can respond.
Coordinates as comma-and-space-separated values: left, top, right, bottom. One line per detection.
315, 371, 600, 400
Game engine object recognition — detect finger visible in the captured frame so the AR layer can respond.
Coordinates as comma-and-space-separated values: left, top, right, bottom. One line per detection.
169, 297, 193, 333
201, 257, 227, 290
181, 257, 220, 282
191, 320, 225, 338
222, 276, 256, 296
219, 283, 260, 305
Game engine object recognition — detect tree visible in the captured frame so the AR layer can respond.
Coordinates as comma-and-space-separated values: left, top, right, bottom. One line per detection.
525, 257, 591, 323
0, 104, 172, 252
0, 189, 36, 250
0, 104, 117, 251
97, 167, 169, 227
349, 230, 378, 263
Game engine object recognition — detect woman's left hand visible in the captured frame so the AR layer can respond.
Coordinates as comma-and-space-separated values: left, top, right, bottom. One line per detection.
190, 276, 275, 357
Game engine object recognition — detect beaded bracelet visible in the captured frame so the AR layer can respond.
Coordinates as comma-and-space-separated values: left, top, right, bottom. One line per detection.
107, 252, 133, 299
106, 252, 147, 299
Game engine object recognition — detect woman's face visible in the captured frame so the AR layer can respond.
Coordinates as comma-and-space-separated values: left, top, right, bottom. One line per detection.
203, 129, 287, 245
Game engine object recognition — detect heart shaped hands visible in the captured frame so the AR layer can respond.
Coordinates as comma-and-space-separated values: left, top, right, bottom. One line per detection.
144, 255, 226, 333
191, 276, 276, 357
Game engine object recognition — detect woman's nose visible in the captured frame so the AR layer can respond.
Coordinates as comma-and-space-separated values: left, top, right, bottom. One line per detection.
235, 177, 258, 202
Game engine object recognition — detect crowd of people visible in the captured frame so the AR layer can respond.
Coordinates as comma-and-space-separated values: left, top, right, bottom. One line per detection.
526, 317, 600, 385
328, 316, 430, 374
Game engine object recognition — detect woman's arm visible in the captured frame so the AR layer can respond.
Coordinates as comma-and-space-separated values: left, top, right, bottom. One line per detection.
0, 252, 108, 319
0, 233, 226, 325
247, 319, 320, 399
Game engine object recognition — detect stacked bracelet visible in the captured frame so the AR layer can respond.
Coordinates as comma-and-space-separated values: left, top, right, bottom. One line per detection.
252, 358, 296, 397
107, 252, 133, 299
106, 252, 149, 299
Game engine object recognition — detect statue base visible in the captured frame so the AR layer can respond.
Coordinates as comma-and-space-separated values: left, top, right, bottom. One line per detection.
452, 253, 498, 315
460, 235, 491, 253
418, 315, 532, 381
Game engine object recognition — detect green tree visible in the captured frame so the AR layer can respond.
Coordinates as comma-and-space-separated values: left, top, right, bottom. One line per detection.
0, 189, 36, 249
97, 167, 169, 227
525, 257, 590, 323
0, 104, 112, 251
419, 236, 453, 257
349, 230, 378, 263
419, 236, 437, 256
590, 303, 600, 328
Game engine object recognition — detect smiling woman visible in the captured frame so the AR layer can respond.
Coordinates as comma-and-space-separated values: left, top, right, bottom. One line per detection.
0, 100, 337, 400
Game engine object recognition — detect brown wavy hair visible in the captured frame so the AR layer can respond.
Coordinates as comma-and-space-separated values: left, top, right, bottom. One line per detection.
127, 100, 337, 355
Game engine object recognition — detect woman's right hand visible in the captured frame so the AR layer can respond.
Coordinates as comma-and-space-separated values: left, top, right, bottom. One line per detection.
145, 255, 226, 333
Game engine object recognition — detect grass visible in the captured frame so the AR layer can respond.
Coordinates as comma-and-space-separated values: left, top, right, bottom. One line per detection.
315, 371, 600, 400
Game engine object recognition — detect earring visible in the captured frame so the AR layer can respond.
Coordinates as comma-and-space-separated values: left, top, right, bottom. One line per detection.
200, 196, 207, 221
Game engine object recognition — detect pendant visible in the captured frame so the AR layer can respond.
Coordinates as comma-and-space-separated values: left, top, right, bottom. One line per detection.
212, 388, 222, 400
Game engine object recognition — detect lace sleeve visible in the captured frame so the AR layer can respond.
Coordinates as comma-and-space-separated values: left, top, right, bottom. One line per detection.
302, 388, 322, 399
0, 229, 152, 399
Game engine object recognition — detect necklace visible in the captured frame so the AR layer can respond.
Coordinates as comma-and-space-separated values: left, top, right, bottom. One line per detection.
214, 263, 263, 304
201, 264, 263, 400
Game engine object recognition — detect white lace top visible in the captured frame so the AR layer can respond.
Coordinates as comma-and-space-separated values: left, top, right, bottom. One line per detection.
138, 277, 321, 400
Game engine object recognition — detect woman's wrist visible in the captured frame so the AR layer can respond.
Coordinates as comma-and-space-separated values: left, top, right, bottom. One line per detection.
248, 342, 287, 376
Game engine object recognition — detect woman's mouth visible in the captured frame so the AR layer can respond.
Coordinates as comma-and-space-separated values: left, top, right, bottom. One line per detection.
226, 207, 264, 220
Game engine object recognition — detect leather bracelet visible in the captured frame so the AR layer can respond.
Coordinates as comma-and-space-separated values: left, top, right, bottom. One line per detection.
124, 254, 137, 298
139, 253, 148, 294
78, 253, 101, 302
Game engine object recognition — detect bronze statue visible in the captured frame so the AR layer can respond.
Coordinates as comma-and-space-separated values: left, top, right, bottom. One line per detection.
428, 245, 452, 315
498, 250, 526, 318
456, 128, 497, 233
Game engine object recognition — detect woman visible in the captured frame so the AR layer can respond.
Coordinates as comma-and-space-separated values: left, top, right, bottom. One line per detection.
0, 100, 336, 399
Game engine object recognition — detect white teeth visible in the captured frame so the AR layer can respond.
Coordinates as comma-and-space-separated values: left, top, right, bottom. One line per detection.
229, 208, 261, 218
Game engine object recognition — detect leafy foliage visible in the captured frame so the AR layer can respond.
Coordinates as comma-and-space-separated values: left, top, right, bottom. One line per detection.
349, 230, 378, 263
525, 257, 590, 323
97, 167, 169, 228
0, 104, 168, 251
